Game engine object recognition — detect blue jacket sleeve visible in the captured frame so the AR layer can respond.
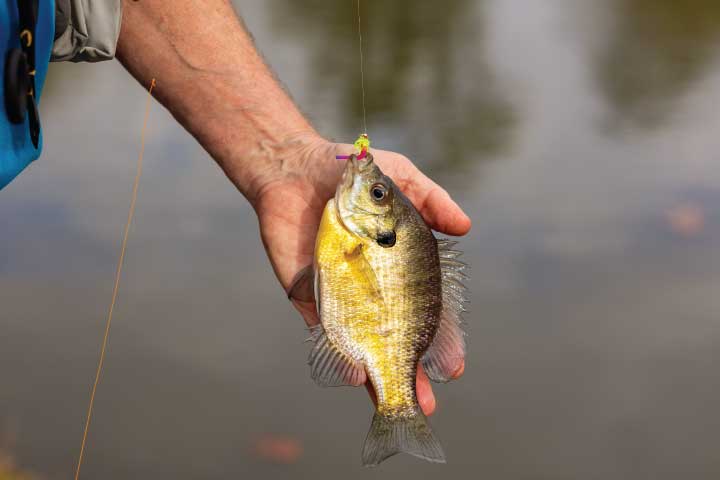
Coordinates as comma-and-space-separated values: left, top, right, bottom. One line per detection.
0, 0, 55, 190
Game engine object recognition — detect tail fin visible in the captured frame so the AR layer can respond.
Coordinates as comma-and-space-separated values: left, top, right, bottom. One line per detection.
361, 408, 446, 466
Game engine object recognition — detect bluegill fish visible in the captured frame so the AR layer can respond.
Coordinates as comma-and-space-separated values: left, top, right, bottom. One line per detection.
291, 153, 467, 466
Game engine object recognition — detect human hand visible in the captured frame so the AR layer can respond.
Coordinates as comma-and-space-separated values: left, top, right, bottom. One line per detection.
250, 137, 471, 415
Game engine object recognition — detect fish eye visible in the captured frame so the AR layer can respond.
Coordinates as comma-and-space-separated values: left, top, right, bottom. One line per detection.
370, 183, 387, 202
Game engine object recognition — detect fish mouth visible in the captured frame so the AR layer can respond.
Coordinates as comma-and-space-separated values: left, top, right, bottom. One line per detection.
335, 153, 368, 209
335, 159, 354, 207
333, 153, 379, 235
333, 159, 357, 234
339, 153, 374, 194
350, 153, 360, 174
344, 152, 372, 181
354, 152, 374, 171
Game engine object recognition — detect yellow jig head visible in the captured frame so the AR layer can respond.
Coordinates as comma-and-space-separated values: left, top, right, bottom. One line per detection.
337, 133, 371, 160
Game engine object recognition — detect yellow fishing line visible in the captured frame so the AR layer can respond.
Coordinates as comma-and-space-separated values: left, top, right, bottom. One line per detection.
356, 0, 367, 136
335, 3, 371, 160
74, 78, 156, 480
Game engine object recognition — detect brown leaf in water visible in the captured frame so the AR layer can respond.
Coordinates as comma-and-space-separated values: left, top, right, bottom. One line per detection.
666, 203, 705, 237
252, 434, 303, 464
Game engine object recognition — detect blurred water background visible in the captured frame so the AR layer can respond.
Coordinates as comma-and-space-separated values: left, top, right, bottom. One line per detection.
3, 0, 720, 478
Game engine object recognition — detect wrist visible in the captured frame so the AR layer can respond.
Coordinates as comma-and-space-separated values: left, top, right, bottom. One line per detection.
223, 131, 331, 207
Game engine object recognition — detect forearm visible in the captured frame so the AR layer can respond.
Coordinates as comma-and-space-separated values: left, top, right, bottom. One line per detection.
115, 0, 322, 203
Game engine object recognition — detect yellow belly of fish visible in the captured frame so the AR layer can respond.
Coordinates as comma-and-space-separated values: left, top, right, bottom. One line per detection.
315, 201, 418, 416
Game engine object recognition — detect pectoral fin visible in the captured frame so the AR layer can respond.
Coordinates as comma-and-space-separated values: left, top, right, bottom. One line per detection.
422, 239, 468, 383
287, 265, 316, 303
344, 243, 383, 302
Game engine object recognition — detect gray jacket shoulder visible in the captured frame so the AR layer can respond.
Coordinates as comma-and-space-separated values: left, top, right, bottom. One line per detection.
51, 0, 122, 63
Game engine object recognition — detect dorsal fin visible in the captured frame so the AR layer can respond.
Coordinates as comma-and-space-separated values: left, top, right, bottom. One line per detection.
422, 238, 468, 383
308, 324, 367, 387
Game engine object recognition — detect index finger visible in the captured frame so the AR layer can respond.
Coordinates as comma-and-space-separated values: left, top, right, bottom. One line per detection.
372, 151, 472, 236
418, 185, 472, 236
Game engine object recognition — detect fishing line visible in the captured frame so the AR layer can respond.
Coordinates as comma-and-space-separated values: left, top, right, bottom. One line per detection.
74, 78, 156, 480
336, 1, 372, 161
356, 0, 367, 136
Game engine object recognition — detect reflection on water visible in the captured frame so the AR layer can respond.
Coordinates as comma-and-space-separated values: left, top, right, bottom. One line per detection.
597, 0, 720, 128
269, 0, 515, 173
3, 0, 720, 479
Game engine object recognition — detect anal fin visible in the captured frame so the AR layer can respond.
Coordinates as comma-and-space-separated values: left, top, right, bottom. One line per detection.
308, 324, 366, 387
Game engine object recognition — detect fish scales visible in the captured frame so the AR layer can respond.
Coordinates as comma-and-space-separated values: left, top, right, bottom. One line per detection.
316, 190, 442, 418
